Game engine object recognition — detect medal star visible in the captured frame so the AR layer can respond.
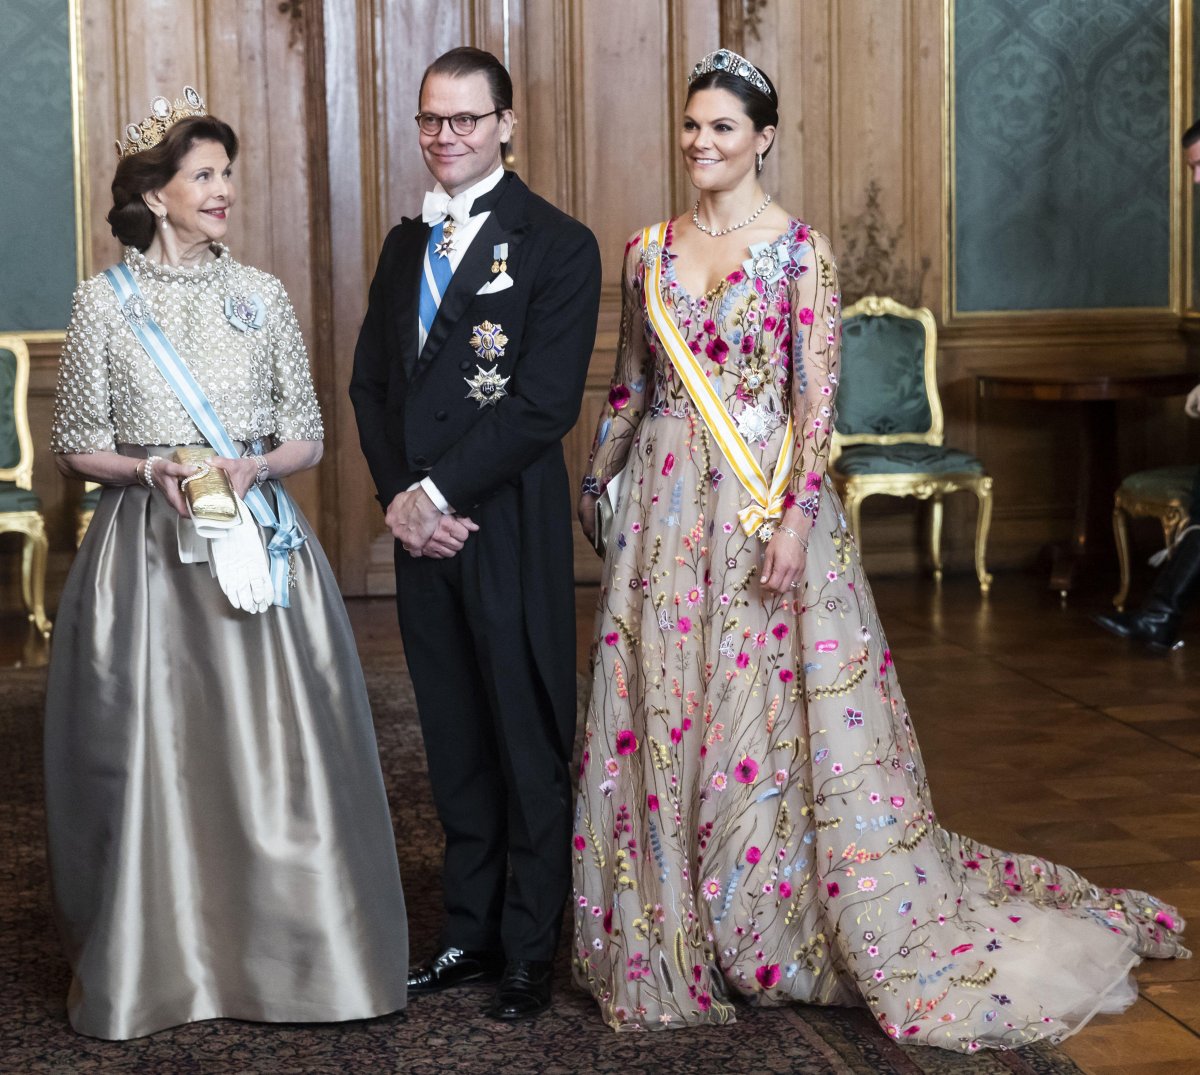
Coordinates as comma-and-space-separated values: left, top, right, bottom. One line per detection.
464, 365, 510, 408
434, 234, 457, 259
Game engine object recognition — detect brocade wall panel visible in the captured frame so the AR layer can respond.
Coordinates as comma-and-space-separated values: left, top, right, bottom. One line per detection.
954, 0, 1171, 311
0, 0, 77, 331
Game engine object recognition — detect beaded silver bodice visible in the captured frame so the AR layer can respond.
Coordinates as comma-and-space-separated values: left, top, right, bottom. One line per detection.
51, 244, 324, 453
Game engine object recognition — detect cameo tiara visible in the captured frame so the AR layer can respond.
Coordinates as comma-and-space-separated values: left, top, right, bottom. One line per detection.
115, 86, 207, 159
688, 48, 773, 99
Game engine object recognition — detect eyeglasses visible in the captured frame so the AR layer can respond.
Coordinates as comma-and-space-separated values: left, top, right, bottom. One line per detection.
414, 110, 505, 136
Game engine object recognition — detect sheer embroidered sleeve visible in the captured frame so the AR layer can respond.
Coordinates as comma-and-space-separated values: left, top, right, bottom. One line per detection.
785, 225, 841, 529
50, 276, 118, 454
583, 231, 653, 495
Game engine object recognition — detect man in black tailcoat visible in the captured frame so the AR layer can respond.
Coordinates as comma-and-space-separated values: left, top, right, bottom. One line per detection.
349, 46, 601, 1020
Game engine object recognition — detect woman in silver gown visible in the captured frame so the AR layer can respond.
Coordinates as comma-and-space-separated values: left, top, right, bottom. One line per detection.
44, 91, 408, 1040
572, 51, 1188, 1051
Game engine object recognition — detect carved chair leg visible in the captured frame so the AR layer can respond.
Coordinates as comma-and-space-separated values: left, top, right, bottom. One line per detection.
844, 487, 865, 554
929, 494, 944, 583
21, 521, 52, 638
973, 479, 994, 595
1112, 505, 1131, 611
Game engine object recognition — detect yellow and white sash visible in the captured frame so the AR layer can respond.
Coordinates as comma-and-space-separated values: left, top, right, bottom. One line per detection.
640, 222, 794, 538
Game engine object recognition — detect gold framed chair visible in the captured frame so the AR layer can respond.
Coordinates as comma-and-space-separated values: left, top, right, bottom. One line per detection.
0, 334, 52, 636
76, 481, 102, 547
829, 296, 994, 593
1111, 465, 1197, 611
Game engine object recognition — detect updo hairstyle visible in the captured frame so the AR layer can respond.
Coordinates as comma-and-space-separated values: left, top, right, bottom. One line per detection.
686, 67, 780, 162
107, 115, 239, 251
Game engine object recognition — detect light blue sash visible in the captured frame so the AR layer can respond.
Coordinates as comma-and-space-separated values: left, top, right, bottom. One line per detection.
103, 261, 305, 607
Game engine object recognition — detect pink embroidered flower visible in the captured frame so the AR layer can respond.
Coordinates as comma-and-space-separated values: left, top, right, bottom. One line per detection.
573, 835, 586, 850
703, 318, 717, 335
696, 992, 712, 1011
814, 639, 838, 653
647, 793, 659, 811
779, 881, 792, 898
711, 771, 728, 791
799, 307, 815, 325
686, 586, 703, 607
827, 882, 840, 898
857, 877, 878, 892
752, 631, 768, 649
805, 471, 821, 491
705, 337, 729, 364
736, 653, 750, 669
678, 616, 692, 634
774, 768, 788, 785
746, 846, 762, 865
662, 453, 675, 476
604, 757, 620, 777
779, 669, 795, 684
670, 727, 682, 744
734, 756, 759, 784
755, 964, 781, 989
772, 623, 789, 640
616, 730, 639, 755
702, 877, 721, 901
604, 632, 619, 646
603, 908, 613, 933
740, 334, 756, 355
608, 384, 631, 410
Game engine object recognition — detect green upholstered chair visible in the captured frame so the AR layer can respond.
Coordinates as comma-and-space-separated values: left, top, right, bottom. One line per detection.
0, 335, 51, 636
1111, 465, 1198, 611
76, 482, 101, 547
829, 296, 994, 593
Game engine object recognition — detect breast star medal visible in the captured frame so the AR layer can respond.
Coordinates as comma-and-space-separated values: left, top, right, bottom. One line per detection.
434, 221, 457, 259
465, 365, 510, 408
469, 320, 508, 363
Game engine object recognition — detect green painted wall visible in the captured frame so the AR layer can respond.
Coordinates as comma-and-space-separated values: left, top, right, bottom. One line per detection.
954, 0, 1171, 312
0, 0, 77, 331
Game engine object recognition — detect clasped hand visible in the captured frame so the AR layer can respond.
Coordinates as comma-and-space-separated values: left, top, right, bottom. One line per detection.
386, 487, 479, 558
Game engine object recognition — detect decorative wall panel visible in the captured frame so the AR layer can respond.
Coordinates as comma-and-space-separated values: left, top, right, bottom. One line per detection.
0, 0, 79, 331
953, 0, 1172, 312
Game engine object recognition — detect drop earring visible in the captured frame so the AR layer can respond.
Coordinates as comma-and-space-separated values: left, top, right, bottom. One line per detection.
756, 151, 763, 173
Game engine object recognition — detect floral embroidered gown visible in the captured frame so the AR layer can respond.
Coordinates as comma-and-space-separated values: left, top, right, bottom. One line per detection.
571, 219, 1188, 1051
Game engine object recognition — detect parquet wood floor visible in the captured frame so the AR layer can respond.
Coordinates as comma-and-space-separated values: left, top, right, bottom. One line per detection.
3, 568, 1197, 1071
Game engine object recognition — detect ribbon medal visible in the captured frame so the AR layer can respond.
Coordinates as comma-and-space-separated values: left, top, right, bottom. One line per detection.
743, 239, 789, 287
470, 320, 507, 364
491, 243, 508, 274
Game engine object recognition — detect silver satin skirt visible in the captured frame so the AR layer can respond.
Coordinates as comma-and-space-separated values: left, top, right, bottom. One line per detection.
44, 455, 408, 1040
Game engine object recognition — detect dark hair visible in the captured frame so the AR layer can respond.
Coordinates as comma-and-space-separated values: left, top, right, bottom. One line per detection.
1184, 118, 1200, 149
107, 115, 239, 251
686, 68, 780, 161
420, 46, 513, 113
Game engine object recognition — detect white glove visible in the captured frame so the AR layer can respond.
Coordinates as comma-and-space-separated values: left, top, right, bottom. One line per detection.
207, 496, 273, 614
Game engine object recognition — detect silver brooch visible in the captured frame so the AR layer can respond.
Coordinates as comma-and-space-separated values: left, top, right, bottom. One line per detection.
121, 294, 150, 328
642, 239, 662, 269
742, 240, 789, 287
469, 320, 508, 364
465, 365, 510, 408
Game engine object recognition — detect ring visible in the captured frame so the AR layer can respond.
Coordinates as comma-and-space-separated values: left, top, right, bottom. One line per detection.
790, 581, 801, 588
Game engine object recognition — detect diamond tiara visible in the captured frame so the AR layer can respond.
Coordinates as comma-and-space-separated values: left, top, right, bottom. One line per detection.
688, 49, 773, 100
115, 86, 207, 160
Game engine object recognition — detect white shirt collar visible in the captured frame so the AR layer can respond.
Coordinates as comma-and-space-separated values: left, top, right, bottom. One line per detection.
430, 165, 505, 215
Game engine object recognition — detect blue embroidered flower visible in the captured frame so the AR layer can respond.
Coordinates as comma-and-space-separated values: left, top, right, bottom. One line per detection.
224, 292, 267, 333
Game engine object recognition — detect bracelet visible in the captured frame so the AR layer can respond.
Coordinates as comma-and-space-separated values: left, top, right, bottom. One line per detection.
141, 455, 164, 490
251, 454, 270, 487
776, 524, 808, 549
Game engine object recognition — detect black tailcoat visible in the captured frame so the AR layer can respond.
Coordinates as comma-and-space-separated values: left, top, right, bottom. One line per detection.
350, 172, 601, 957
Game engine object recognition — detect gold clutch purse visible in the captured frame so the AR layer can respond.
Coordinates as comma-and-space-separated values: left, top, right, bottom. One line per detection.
174, 446, 238, 523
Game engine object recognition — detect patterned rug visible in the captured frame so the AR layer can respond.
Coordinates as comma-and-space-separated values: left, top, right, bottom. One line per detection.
0, 660, 1084, 1075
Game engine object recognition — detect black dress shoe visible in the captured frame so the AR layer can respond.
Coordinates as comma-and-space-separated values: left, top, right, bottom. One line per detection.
407, 946, 505, 993
485, 959, 554, 1020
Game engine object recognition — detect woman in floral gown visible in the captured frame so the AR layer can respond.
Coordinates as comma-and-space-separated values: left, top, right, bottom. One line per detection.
572, 49, 1188, 1052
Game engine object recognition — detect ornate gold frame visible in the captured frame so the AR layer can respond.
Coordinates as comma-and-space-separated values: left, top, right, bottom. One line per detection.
830, 296, 993, 593
943, 0, 1188, 322
0, 335, 52, 636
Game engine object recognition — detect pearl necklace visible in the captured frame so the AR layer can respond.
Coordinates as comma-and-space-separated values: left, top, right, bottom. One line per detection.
692, 194, 772, 237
